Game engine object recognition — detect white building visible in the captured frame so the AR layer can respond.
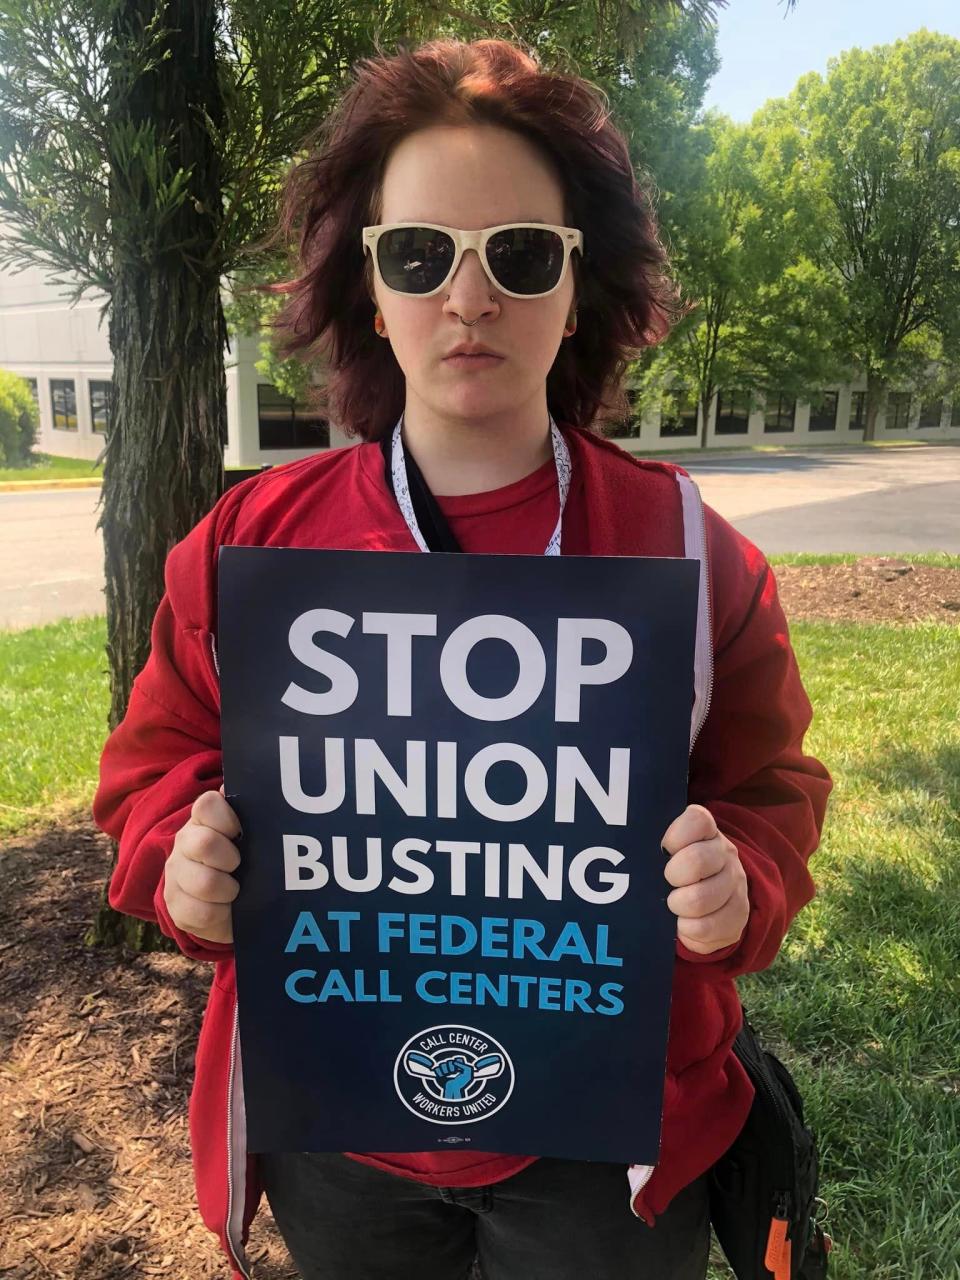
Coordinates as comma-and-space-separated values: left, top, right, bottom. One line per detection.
0, 257, 351, 467
617, 382, 960, 449
1, 254, 957, 463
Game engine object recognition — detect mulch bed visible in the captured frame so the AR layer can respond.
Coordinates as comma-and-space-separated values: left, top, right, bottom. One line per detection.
773, 557, 960, 624
1, 560, 956, 1279
0, 820, 297, 1280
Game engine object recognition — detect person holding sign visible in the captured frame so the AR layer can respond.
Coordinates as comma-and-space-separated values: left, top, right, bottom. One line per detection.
93, 35, 832, 1280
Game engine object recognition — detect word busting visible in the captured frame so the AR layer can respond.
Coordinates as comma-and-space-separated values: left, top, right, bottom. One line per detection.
281, 834, 629, 904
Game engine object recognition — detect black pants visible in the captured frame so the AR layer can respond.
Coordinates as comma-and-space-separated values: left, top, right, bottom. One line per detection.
259, 1151, 712, 1280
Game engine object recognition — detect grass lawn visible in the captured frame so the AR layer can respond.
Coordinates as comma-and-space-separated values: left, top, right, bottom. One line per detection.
1, 614, 958, 1277
0, 615, 109, 832
0, 452, 266, 483
0, 452, 104, 482
769, 551, 960, 570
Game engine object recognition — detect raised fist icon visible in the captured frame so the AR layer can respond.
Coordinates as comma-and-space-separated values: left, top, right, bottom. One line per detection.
403, 1049, 504, 1101
434, 1055, 474, 1100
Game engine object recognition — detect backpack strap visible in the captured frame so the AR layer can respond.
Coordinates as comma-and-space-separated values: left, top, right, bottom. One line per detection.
675, 473, 714, 752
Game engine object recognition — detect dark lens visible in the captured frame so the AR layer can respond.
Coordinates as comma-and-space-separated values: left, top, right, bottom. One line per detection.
485, 227, 565, 294
377, 227, 455, 294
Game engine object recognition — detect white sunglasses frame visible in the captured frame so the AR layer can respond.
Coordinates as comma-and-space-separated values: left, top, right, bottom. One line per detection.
361, 221, 584, 299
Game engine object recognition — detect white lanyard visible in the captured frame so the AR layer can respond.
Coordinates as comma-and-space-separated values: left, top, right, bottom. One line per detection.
390, 412, 572, 556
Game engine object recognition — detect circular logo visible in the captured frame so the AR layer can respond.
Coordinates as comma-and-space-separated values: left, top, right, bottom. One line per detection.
394, 1024, 514, 1126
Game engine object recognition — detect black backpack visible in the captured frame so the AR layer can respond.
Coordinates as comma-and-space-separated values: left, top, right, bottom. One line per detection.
707, 1006, 834, 1279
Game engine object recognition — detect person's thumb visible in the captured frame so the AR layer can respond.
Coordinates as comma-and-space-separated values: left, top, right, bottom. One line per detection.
219, 783, 225, 795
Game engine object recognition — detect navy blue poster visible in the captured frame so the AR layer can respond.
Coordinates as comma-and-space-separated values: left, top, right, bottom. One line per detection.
217, 547, 699, 1165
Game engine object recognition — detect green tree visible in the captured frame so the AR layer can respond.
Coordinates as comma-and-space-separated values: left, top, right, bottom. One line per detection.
717, 98, 854, 415
789, 30, 960, 439
632, 112, 769, 446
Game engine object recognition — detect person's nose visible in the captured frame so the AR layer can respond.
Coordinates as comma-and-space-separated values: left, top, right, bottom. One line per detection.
442, 247, 500, 323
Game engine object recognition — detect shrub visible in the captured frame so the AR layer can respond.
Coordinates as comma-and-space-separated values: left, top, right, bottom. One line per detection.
0, 370, 39, 465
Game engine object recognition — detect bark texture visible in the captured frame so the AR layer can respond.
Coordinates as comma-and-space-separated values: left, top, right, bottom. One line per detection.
92, 0, 227, 949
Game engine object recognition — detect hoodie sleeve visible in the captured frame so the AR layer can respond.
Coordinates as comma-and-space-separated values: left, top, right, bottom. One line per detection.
91, 484, 252, 964
675, 505, 833, 981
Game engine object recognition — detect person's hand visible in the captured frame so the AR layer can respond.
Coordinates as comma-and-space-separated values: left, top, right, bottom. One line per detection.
662, 804, 749, 955
163, 784, 241, 944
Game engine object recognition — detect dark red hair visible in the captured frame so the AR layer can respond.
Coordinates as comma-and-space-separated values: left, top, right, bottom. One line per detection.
251, 37, 685, 440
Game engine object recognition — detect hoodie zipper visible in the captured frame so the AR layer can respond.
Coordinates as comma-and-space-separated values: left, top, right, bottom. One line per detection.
207, 631, 249, 1275
225, 999, 250, 1277
681, 474, 714, 753
627, 477, 715, 1224
627, 1161, 655, 1217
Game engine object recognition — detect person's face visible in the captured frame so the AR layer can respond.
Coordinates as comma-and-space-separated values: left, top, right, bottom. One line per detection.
371, 123, 576, 424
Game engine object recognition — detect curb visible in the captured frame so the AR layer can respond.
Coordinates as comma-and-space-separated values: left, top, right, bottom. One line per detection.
0, 477, 103, 492
614, 440, 938, 463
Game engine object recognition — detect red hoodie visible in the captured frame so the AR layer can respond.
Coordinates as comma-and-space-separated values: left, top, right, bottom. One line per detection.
92, 426, 832, 1277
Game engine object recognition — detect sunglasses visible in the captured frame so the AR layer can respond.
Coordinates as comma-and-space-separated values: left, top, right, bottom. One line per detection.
361, 222, 583, 299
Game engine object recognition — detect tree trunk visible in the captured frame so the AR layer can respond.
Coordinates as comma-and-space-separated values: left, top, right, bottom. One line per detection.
699, 389, 713, 449
863, 370, 885, 443
90, 0, 227, 949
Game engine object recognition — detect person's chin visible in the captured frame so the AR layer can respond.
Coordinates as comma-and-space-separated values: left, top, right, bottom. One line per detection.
435, 383, 511, 417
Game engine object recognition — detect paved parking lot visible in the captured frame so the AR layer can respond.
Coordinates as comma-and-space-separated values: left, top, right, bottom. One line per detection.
2, 444, 958, 631
671, 444, 959, 554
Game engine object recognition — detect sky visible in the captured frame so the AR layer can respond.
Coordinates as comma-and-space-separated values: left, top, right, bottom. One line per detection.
701, 0, 960, 121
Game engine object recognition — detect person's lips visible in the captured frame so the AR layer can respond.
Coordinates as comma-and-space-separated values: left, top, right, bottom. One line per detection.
443, 342, 502, 358
442, 342, 505, 368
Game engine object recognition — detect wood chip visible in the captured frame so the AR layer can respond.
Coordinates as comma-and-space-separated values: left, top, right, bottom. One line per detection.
120, 1202, 152, 1231
71, 1130, 96, 1154
46, 1222, 76, 1250
75, 1182, 98, 1210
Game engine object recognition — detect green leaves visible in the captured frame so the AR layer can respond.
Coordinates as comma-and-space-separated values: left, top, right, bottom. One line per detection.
789, 32, 960, 392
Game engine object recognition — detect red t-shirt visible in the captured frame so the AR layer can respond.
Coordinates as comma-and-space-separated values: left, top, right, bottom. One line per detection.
342, 451, 570, 1187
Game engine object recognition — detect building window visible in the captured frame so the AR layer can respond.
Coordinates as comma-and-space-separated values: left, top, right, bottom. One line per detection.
89, 380, 112, 434
808, 391, 837, 432
257, 383, 330, 450
50, 379, 78, 431
659, 387, 698, 438
887, 391, 911, 432
849, 391, 866, 431
715, 389, 750, 435
764, 392, 796, 434
918, 398, 942, 429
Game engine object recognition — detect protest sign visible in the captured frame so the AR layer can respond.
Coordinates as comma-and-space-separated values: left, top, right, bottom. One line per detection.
218, 547, 698, 1164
